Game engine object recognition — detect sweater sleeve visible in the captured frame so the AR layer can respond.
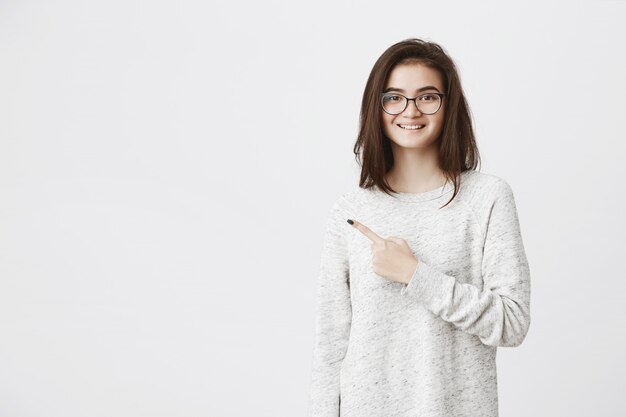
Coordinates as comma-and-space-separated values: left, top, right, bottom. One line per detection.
308, 198, 352, 417
399, 179, 531, 347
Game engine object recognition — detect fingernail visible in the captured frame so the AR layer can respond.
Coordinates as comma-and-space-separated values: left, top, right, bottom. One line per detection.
347, 219, 354, 225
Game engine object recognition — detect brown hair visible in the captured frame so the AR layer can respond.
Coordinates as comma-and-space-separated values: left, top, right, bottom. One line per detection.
354, 38, 481, 208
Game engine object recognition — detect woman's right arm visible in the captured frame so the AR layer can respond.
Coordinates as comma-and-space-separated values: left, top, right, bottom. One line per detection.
308, 197, 352, 417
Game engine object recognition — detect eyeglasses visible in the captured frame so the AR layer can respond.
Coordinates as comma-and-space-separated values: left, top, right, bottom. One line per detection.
380, 92, 446, 115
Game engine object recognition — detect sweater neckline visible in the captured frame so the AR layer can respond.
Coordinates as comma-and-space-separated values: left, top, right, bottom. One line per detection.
367, 170, 473, 203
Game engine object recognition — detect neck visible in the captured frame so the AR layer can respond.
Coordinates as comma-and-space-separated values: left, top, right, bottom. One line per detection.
385, 146, 446, 193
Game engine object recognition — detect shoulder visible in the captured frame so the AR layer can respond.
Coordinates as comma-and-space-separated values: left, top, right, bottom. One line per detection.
323, 186, 358, 218
329, 184, 366, 209
323, 185, 374, 229
460, 170, 515, 203
452, 171, 523, 243
456, 171, 520, 230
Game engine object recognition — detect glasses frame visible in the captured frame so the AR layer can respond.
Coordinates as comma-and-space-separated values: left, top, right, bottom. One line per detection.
380, 92, 447, 115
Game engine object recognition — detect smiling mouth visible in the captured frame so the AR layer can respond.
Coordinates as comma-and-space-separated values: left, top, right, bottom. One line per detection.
397, 124, 425, 130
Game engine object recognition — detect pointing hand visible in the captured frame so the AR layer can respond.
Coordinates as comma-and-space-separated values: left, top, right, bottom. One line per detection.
347, 219, 418, 285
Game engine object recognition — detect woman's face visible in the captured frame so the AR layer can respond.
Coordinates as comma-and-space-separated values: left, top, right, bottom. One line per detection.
381, 63, 446, 151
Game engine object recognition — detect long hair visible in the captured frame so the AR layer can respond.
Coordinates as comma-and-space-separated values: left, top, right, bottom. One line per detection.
354, 38, 480, 208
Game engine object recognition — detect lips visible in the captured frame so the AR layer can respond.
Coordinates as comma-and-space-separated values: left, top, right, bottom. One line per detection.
397, 124, 425, 130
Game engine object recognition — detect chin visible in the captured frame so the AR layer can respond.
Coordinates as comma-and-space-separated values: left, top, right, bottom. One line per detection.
391, 139, 431, 149
388, 133, 434, 147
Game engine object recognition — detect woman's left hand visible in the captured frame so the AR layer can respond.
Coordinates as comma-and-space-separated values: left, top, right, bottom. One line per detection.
348, 218, 418, 285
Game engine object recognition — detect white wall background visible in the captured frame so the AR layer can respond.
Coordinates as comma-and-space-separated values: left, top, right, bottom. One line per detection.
1, 1, 625, 416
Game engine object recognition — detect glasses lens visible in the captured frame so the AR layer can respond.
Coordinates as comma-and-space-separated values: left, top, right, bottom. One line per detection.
381, 94, 406, 114
418, 93, 441, 114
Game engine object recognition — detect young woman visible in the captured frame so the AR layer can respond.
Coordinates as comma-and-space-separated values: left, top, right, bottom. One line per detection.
309, 38, 531, 417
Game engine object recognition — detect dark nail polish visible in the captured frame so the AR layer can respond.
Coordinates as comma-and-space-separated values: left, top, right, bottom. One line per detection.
347, 219, 354, 225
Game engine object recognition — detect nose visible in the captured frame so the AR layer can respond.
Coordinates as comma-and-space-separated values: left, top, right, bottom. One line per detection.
403, 98, 422, 116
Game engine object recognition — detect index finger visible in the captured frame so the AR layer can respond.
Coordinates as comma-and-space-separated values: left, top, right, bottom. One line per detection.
347, 219, 385, 244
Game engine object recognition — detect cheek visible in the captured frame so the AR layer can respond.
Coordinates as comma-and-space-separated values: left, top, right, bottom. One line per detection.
381, 113, 393, 133
382, 113, 396, 128
437, 106, 445, 124
430, 111, 445, 130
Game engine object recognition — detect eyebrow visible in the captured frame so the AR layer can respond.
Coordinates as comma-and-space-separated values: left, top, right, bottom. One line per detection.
383, 85, 441, 94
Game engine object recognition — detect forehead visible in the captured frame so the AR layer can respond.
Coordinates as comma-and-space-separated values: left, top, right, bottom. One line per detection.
385, 63, 444, 92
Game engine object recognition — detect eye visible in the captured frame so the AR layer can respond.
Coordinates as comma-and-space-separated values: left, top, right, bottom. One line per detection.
383, 94, 401, 102
419, 94, 435, 101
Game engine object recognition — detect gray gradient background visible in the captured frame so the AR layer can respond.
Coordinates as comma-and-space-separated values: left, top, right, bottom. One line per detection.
1, 1, 624, 416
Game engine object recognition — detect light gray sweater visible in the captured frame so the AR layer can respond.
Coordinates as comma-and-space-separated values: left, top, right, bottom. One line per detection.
308, 169, 531, 417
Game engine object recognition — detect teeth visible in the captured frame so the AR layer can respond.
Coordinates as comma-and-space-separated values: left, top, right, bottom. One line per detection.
399, 124, 424, 130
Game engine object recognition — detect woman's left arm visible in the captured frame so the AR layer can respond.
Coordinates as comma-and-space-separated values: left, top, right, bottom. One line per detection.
400, 179, 531, 347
